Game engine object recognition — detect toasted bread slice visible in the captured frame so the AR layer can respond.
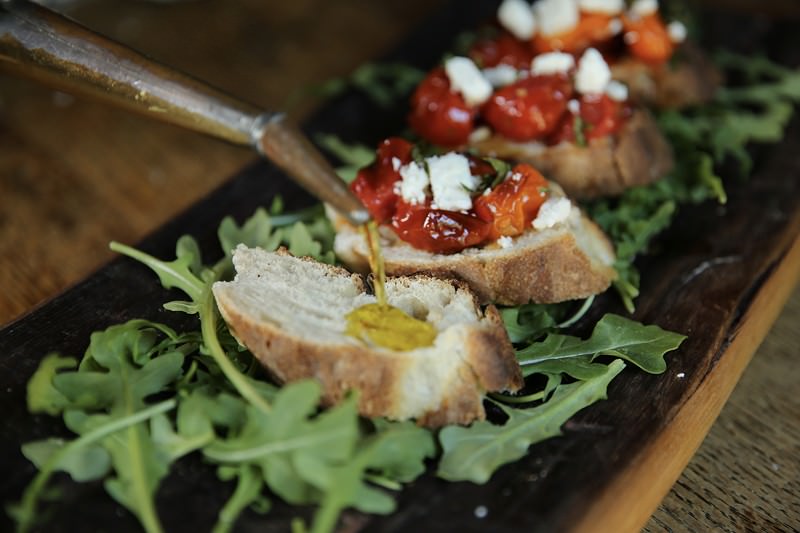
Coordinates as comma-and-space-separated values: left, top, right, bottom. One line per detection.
212, 246, 523, 427
469, 108, 674, 199
331, 199, 617, 306
611, 43, 721, 109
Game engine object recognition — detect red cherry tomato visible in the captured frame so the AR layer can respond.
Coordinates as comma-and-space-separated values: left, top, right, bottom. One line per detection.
532, 13, 616, 55
349, 137, 414, 223
549, 94, 632, 145
391, 202, 490, 254
408, 67, 477, 148
469, 32, 534, 69
473, 164, 549, 240
483, 74, 573, 141
622, 13, 674, 64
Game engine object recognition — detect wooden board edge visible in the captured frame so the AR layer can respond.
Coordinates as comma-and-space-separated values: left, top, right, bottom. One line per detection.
568, 230, 800, 533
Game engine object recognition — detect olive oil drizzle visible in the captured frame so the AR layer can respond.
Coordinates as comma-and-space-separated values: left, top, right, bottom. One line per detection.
345, 222, 437, 351
362, 221, 387, 306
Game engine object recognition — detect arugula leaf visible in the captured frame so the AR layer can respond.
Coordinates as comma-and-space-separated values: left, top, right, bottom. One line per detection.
437, 360, 625, 483
26, 354, 77, 415
315, 134, 375, 184
517, 314, 687, 374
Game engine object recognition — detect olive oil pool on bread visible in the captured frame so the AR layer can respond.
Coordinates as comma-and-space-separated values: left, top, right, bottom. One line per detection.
344, 221, 437, 351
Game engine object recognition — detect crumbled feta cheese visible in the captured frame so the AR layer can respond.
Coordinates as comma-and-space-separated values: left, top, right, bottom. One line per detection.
427, 153, 480, 211
468, 126, 492, 143
605, 80, 628, 101
497, 236, 514, 249
391, 157, 402, 171
534, 0, 579, 37
532, 196, 572, 230
578, 0, 624, 15
630, 0, 658, 17
482, 64, 520, 88
607, 17, 623, 35
531, 52, 575, 76
444, 57, 493, 107
498, 0, 537, 40
482, 187, 493, 196
624, 31, 639, 45
574, 48, 611, 95
567, 99, 581, 114
397, 161, 430, 205
668, 20, 687, 43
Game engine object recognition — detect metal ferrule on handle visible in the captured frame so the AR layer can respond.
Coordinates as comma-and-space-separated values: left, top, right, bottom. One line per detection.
0, 0, 370, 226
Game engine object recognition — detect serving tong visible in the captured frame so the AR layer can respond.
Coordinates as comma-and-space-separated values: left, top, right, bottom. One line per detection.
0, 0, 370, 226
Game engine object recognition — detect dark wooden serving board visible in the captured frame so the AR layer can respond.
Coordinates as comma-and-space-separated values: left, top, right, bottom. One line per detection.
1, 2, 799, 532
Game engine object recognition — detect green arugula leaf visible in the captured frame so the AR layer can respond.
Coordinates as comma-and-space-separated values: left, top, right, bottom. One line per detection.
437, 360, 625, 483
21, 438, 111, 483
517, 314, 686, 374
26, 354, 77, 415
316, 134, 375, 184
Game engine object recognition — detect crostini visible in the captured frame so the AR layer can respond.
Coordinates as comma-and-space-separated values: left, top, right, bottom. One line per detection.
330, 138, 617, 305
409, 47, 674, 199
212, 246, 523, 427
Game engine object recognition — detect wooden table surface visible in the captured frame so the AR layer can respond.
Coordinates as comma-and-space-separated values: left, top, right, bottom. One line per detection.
0, 1, 797, 531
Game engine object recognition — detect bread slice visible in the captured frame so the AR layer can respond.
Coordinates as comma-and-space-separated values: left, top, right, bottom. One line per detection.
469, 108, 674, 199
331, 198, 617, 306
611, 43, 721, 110
212, 245, 523, 427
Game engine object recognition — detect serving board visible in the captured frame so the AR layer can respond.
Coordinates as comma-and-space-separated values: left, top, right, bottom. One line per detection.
1, 2, 799, 532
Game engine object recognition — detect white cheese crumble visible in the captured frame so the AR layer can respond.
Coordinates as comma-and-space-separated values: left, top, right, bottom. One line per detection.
498, 0, 537, 40
427, 153, 480, 211
608, 17, 623, 35
668, 20, 687, 43
532, 196, 572, 230
531, 52, 575, 76
605, 79, 628, 101
578, 0, 624, 15
468, 126, 492, 143
482, 64, 520, 88
391, 157, 402, 171
444, 57, 493, 107
567, 99, 581, 114
574, 48, 611, 95
496, 236, 514, 249
534, 0, 579, 37
630, 0, 658, 17
397, 161, 430, 205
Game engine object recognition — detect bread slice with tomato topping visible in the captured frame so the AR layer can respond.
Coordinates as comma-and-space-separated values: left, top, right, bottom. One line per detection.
331, 139, 617, 305
409, 46, 674, 199
212, 246, 523, 427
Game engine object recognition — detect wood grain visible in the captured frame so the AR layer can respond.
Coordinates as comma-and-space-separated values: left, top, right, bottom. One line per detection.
0, 1, 798, 532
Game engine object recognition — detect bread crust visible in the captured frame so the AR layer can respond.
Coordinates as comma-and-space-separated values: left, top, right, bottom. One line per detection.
213, 254, 523, 427
611, 43, 721, 110
333, 213, 617, 306
470, 108, 674, 199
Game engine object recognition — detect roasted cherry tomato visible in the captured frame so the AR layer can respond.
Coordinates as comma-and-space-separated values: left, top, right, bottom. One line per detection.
391, 202, 491, 254
483, 74, 573, 141
532, 13, 616, 55
549, 94, 632, 145
469, 32, 534, 68
409, 67, 477, 147
474, 164, 549, 240
350, 137, 414, 223
622, 13, 674, 64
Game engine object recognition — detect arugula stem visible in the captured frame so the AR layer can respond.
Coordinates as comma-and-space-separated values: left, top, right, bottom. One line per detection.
488, 390, 546, 404
15, 399, 176, 533
556, 296, 595, 329
363, 473, 402, 491
199, 283, 271, 415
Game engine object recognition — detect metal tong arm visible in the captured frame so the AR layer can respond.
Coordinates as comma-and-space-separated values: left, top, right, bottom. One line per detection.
0, 0, 369, 225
